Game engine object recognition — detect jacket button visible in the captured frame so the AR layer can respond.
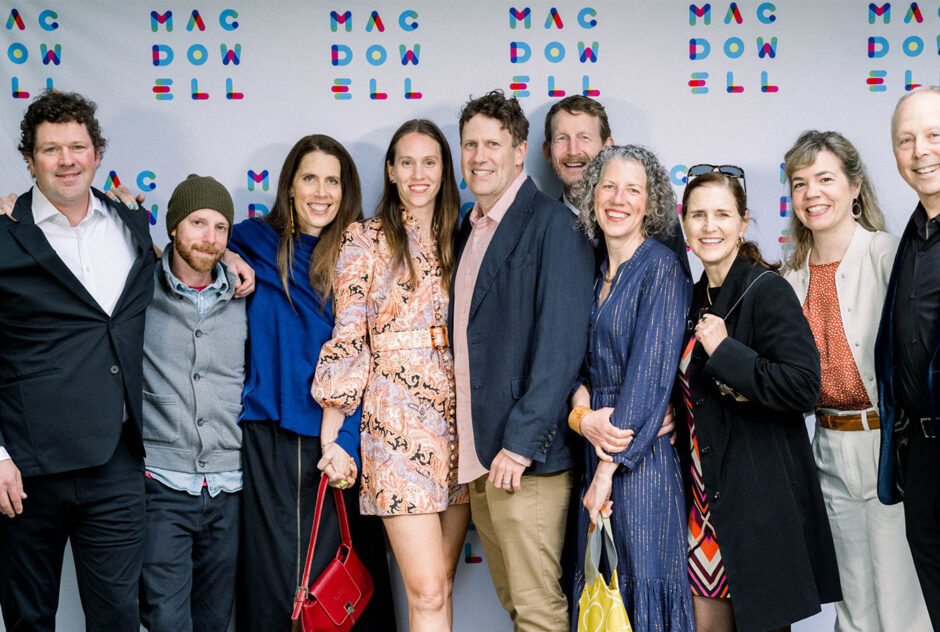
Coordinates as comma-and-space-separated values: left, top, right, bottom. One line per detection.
197, 418, 206, 427
198, 460, 206, 468
701, 445, 711, 455
713, 490, 721, 501
108, 319, 115, 329
195, 330, 203, 338
193, 373, 202, 381
110, 365, 120, 375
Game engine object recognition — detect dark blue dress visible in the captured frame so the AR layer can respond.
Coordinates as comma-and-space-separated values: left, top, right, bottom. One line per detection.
572, 238, 695, 632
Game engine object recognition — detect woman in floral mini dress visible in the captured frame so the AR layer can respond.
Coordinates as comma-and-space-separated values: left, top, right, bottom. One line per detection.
313, 119, 469, 632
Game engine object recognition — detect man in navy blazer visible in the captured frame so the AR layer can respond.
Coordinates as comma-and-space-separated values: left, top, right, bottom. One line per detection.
876, 85, 940, 625
0, 91, 156, 631
449, 90, 595, 630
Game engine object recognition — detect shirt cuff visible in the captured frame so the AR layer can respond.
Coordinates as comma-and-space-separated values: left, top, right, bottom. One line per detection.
0, 447, 10, 462
504, 449, 532, 468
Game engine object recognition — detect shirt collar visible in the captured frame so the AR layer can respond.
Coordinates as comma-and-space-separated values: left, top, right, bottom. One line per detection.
469, 170, 527, 228
562, 190, 579, 216
31, 185, 105, 226
161, 247, 229, 295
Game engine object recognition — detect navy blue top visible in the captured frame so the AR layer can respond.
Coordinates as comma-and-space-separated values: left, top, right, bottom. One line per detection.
229, 218, 361, 467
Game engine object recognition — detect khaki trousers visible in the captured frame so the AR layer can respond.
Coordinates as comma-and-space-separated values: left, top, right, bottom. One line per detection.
469, 469, 573, 632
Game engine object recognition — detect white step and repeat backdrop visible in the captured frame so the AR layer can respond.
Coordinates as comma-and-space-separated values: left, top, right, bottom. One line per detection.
1, 1, 938, 630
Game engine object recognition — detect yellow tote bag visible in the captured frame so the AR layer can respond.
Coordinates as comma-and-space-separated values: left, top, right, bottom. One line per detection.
577, 517, 633, 632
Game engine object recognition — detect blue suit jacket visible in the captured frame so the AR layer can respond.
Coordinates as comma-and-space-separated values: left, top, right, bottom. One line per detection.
448, 177, 595, 473
0, 188, 155, 477
875, 204, 940, 504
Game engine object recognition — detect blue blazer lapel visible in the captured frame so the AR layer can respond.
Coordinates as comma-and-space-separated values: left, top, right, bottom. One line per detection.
8, 189, 102, 312
470, 179, 536, 319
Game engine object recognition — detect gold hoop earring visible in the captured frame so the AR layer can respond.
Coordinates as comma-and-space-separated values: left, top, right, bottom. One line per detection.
289, 197, 296, 234
737, 235, 745, 247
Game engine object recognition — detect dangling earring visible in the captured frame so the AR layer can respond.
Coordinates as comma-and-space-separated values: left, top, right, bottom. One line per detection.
289, 197, 296, 234
737, 235, 745, 247
684, 239, 690, 248
852, 198, 862, 219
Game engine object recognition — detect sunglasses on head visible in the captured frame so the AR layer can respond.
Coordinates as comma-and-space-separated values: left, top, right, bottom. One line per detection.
687, 164, 747, 193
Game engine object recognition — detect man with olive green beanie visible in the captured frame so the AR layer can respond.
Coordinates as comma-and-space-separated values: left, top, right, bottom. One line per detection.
139, 173, 248, 632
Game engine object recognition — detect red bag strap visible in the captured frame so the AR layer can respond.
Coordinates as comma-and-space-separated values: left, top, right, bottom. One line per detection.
291, 473, 353, 621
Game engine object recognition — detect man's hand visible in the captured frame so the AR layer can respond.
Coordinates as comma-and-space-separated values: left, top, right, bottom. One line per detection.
0, 459, 27, 518
580, 407, 633, 462
657, 403, 678, 446
223, 250, 256, 298
488, 449, 526, 492
0, 193, 18, 222
104, 183, 145, 210
583, 461, 616, 525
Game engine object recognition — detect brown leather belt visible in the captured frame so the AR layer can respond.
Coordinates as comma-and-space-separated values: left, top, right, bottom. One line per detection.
816, 409, 880, 431
370, 325, 449, 352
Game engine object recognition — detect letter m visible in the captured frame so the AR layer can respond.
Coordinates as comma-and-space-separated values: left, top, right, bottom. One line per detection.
509, 7, 531, 29
151, 10, 172, 32
331, 10, 351, 32
868, 3, 890, 23
689, 4, 711, 25
220, 43, 241, 65
247, 170, 269, 192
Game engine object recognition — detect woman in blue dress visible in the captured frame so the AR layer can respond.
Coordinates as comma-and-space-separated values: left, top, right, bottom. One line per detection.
568, 145, 694, 631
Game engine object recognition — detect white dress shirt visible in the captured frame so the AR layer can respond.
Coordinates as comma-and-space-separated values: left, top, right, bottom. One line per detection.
0, 187, 137, 463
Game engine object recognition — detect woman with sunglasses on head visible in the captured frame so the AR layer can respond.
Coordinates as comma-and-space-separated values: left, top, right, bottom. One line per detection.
677, 164, 840, 632
569, 145, 694, 631
313, 120, 468, 632
227, 134, 393, 631
781, 131, 930, 632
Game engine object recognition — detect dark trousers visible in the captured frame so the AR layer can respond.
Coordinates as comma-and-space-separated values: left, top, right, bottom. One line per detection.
903, 428, 940, 627
140, 477, 240, 632
0, 435, 145, 632
236, 420, 395, 632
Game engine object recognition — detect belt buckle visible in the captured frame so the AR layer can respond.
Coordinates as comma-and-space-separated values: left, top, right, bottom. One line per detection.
921, 417, 937, 439
430, 325, 449, 350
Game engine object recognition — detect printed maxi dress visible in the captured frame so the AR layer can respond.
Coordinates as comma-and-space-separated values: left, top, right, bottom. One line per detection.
313, 214, 469, 515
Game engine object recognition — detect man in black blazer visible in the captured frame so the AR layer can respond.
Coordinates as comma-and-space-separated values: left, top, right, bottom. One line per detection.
876, 85, 940, 625
449, 90, 595, 630
0, 91, 156, 631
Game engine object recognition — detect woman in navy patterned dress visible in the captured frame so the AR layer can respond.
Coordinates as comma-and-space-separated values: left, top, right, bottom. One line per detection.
568, 145, 694, 631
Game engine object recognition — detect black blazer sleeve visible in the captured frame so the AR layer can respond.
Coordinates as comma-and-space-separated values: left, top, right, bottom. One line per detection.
704, 273, 821, 413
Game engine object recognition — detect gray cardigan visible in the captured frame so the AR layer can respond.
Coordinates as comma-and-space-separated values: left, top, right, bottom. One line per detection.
142, 253, 247, 473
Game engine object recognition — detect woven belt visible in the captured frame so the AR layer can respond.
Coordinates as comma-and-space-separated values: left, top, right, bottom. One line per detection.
371, 325, 449, 352
816, 408, 880, 431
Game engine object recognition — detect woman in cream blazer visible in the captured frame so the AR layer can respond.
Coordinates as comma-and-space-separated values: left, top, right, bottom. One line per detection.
782, 130, 929, 632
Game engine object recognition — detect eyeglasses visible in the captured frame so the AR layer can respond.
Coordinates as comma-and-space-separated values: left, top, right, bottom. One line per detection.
687, 164, 747, 193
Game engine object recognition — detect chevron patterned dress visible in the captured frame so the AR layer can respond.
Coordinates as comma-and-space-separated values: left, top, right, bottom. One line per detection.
678, 336, 730, 599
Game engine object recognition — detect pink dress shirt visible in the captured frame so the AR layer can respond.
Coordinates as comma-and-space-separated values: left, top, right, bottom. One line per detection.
454, 171, 529, 484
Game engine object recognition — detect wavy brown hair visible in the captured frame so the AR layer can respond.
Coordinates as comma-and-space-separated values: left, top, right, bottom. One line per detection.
782, 130, 885, 271
266, 135, 363, 305
681, 171, 781, 271
377, 119, 460, 293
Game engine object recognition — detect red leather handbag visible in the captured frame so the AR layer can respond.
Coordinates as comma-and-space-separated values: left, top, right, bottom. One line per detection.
291, 473, 373, 632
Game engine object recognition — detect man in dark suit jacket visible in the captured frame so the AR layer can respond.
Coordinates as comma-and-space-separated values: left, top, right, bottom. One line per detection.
0, 90, 156, 631
449, 90, 595, 630
876, 85, 940, 625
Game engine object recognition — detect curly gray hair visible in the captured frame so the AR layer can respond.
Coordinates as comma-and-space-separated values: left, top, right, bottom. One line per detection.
572, 145, 678, 239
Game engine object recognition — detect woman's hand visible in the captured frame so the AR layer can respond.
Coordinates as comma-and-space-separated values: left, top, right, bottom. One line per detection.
695, 313, 728, 356
222, 250, 256, 298
317, 441, 357, 488
105, 183, 145, 209
583, 461, 617, 525
580, 407, 633, 462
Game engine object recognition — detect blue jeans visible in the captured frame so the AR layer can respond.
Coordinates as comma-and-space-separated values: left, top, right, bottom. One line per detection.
140, 476, 240, 632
